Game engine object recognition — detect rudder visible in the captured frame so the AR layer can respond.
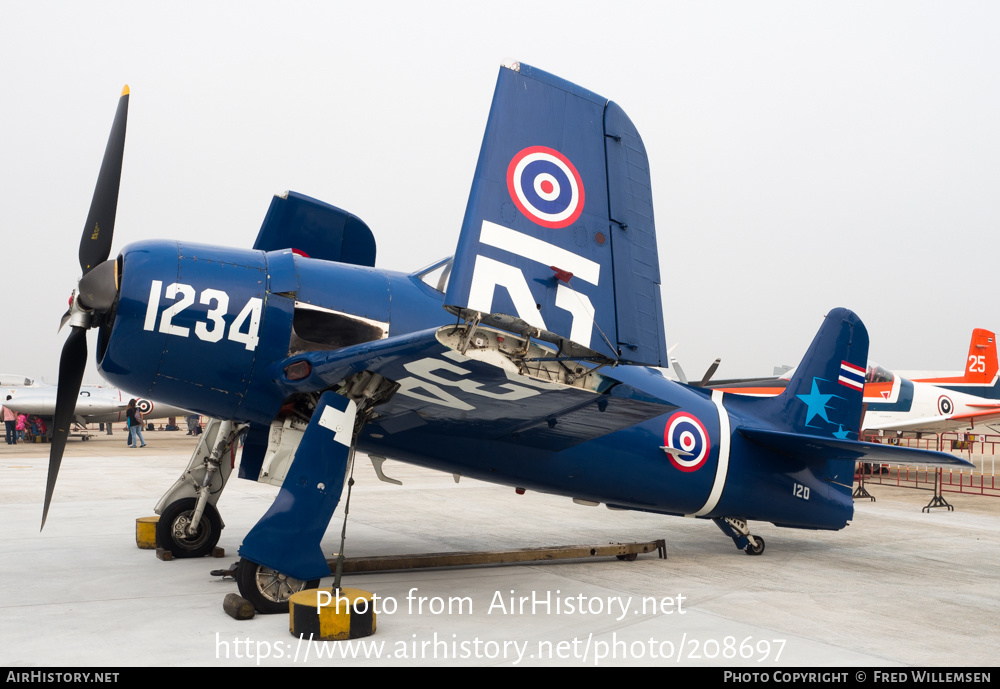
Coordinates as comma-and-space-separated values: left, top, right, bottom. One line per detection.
964, 328, 998, 384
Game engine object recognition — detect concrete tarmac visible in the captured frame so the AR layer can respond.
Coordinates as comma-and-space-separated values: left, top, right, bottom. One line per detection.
1, 431, 996, 667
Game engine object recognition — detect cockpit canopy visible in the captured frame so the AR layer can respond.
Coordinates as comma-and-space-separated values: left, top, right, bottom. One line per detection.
416, 257, 453, 293
865, 363, 895, 384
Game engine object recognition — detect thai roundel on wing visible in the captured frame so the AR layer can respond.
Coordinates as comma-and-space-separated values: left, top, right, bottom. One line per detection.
136, 399, 153, 415
664, 412, 711, 472
506, 146, 585, 229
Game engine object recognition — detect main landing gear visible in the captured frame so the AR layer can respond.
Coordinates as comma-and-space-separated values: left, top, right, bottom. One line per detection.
235, 372, 399, 613
714, 517, 765, 556
154, 419, 243, 558
235, 559, 319, 615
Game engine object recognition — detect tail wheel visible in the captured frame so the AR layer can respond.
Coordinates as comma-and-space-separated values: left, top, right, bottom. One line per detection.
236, 558, 320, 614
744, 536, 765, 556
156, 498, 222, 558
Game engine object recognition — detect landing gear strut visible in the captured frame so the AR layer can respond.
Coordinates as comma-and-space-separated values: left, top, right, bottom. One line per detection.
714, 517, 765, 556
154, 419, 243, 557
236, 372, 399, 613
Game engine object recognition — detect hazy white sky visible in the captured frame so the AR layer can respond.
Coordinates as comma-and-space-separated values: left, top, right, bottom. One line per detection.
2, 1, 998, 385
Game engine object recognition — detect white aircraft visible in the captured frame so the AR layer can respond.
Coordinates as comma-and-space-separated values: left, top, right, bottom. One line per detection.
0, 374, 49, 400
5, 385, 191, 426
862, 329, 1000, 433
710, 329, 1000, 434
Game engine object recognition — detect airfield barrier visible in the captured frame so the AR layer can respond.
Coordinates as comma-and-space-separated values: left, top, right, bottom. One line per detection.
857, 431, 1000, 498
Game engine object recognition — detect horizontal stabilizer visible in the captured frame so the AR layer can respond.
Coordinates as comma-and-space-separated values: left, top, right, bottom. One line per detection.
253, 191, 376, 266
739, 427, 973, 468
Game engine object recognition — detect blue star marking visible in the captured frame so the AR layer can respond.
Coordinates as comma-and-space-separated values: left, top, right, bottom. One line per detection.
797, 378, 837, 427
833, 424, 851, 439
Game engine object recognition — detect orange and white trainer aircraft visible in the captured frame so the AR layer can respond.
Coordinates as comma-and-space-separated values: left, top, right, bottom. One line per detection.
709, 329, 1000, 434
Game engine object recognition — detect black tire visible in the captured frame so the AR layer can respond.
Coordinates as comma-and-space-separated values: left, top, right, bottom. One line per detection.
156, 498, 222, 558
236, 558, 320, 614
744, 536, 765, 556
616, 553, 639, 561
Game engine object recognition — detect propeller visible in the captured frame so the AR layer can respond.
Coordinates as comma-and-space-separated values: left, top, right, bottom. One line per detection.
697, 358, 721, 388
43, 86, 129, 529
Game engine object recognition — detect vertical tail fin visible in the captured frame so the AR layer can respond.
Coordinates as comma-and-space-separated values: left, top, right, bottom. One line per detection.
963, 328, 998, 384
914, 328, 998, 385
728, 308, 869, 440
443, 62, 666, 366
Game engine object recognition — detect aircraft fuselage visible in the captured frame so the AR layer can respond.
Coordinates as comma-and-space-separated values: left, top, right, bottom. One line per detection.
96, 238, 854, 531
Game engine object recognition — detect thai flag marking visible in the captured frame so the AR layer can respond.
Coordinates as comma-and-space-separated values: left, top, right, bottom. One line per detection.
839, 361, 865, 391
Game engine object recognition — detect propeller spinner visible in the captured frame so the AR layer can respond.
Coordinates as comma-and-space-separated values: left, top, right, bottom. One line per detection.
43, 86, 129, 529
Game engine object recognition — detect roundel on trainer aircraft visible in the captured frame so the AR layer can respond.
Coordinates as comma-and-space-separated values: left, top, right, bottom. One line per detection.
507, 146, 585, 229
664, 412, 711, 473
136, 399, 154, 415
937, 395, 953, 416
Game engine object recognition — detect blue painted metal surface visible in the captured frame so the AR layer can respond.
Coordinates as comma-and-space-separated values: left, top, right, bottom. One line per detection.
239, 391, 356, 581
443, 64, 661, 364
253, 191, 376, 267
90, 63, 973, 585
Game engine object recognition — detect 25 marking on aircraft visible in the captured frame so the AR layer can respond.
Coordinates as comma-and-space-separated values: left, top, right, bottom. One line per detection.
142, 280, 262, 351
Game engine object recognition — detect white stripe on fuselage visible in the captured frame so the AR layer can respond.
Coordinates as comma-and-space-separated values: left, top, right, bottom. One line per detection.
688, 390, 730, 517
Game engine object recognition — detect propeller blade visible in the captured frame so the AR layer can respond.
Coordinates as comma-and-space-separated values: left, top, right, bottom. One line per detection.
79, 86, 129, 275
697, 358, 722, 387
670, 358, 689, 385
42, 327, 88, 530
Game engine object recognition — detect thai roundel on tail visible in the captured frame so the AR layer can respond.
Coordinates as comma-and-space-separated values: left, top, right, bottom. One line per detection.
444, 62, 666, 367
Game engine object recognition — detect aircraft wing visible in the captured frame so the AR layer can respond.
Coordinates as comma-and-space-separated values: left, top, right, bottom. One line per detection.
278, 326, 676, 452
738, 427, 974, 468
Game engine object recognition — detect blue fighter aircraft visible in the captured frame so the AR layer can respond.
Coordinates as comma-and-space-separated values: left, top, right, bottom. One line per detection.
46, 64, 971, 613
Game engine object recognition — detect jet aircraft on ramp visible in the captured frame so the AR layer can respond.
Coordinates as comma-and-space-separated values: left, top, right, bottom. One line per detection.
6, 385, 190, 427
43, 65, 970, 614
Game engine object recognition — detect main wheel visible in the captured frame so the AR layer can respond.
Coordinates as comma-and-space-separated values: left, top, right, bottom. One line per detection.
236, 558, 320, 614
744, 536, 765, 556
156, 498, 222, 558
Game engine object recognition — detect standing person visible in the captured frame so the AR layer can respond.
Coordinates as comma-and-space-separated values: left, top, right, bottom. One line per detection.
15, 412, 27, 443
126, 399, 146, 448
2, 397, 15, 445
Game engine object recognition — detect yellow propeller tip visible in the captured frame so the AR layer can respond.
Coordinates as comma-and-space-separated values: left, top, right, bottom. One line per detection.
121, 85, 129, 96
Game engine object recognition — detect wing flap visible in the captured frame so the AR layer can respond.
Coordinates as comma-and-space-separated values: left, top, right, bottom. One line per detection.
253, 191, 376, 266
